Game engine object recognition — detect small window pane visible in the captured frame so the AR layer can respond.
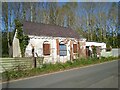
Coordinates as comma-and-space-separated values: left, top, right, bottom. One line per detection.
60, 51, 67, 56
60, 44, 67, 50
59, 44, 67, 56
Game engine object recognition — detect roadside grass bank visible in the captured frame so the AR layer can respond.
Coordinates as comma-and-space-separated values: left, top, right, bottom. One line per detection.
1, 56, 120, 82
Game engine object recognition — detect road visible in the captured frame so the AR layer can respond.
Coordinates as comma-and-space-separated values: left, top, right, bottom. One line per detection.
2, 60, 119, 88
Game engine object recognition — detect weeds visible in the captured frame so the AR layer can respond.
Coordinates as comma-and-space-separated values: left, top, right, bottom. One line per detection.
2, 56, 119, 81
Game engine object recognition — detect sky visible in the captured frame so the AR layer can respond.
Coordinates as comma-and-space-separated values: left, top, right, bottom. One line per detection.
1, 1, 119, 32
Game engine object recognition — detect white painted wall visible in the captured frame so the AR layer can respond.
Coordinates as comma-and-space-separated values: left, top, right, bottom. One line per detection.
13, 32, 86, 63
25, 35, 80, 63
86, 42, 108, 57
86, 42, 106, 49
13, 30, 22, 57
86, 42, 106, 52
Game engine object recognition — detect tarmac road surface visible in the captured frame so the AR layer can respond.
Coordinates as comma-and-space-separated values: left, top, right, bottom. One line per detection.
2, 60, 119, 88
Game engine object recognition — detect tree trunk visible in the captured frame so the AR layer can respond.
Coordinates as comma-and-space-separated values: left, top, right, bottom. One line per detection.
9, 45, 13, 57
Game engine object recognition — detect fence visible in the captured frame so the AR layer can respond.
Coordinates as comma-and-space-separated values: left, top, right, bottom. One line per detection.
0, 57, 44, 73
112, 48, 120, 57
101, 48, 120, 57
101, 51, 112, 57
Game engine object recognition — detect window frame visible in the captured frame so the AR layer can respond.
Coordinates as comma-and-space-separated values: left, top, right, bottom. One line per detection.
59, 44, 67, 56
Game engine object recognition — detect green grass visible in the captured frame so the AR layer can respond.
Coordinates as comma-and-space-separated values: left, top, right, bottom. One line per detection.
2, 56, 119, 82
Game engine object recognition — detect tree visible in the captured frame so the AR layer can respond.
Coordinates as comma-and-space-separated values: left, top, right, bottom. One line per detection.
2, 2, 13, 57
14, 19, 30, 57
2, 2, 119, 58
108, 2, 118, 48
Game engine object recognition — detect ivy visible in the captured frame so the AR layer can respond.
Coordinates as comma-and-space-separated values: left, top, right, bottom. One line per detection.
14, 19, 30, 57
91, 45, 97, 57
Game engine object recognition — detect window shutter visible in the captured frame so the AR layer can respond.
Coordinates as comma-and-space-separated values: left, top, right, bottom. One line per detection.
43, 44, 50, 55
56, 39, 59, 55
73, 44, 77, 53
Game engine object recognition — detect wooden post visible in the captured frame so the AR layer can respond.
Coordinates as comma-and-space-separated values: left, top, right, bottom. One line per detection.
78, 41, 80, 58
70, 40, 73, 61
31, 44, 36, 68
34, 57, 36, 68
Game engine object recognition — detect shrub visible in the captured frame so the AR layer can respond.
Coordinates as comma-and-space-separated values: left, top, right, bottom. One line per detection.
15, 19, 30, 57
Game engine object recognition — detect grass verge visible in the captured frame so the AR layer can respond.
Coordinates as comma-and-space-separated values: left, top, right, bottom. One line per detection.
2, 56, 120, 82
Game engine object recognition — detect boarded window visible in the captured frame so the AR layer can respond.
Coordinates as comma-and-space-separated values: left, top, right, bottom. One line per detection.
73, 44, 77, 53
43, 44, 50, 55
59, 44, 67, 56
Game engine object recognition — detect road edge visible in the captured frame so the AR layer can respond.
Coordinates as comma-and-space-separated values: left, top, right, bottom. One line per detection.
1, 59, 119, 84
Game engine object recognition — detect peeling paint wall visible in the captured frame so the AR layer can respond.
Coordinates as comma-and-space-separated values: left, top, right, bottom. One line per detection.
13, 34, 86, 63
79, 39, 86, 58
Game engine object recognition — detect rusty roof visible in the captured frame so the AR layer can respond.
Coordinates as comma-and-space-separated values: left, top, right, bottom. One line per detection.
23, 21, 81, 39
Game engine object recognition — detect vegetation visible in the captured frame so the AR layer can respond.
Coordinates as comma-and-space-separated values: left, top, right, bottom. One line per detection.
91, 45, 97, 57
14, 19, 30, 57
2, 57, 119, 81
1, 2, 119, 57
